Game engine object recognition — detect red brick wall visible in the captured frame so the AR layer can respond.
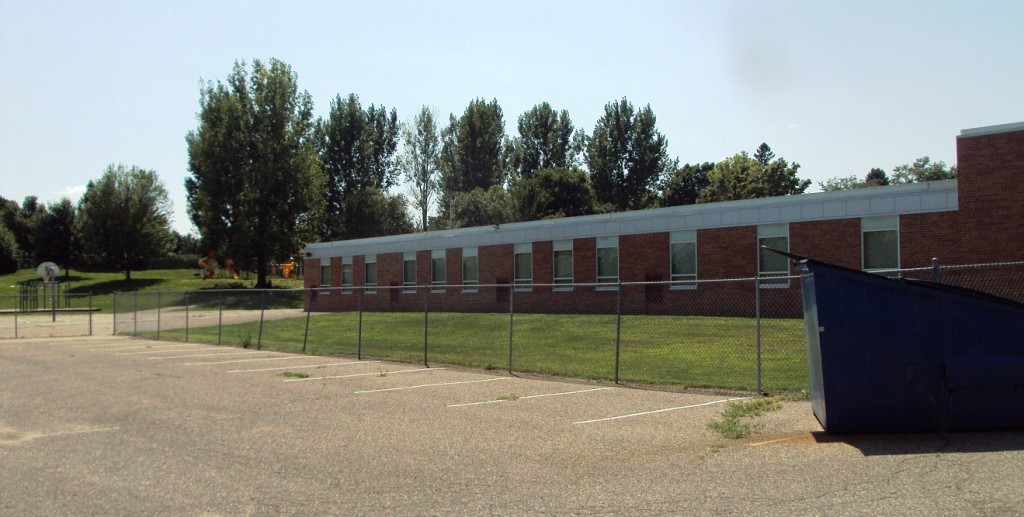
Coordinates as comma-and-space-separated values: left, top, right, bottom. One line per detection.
700, 226, 758, 279
621, 233, 669, 282
957, 128, 1024, 263
791, 219, 861, 270
575, 238, 596, 283
481, 243, 514, 284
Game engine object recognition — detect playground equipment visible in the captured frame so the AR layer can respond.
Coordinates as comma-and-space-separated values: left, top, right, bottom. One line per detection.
20, 262, 67, 317
280, 261, 296, 279
198, 251, 240, 280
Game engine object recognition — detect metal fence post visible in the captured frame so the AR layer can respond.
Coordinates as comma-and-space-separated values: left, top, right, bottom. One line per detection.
133, 291, 138, 336
257, 289, 267, 350
931, 257, 941, 282
13, 295, 18, 338
184, 291, 190, 342
508, 282, 515, 375
112, 292, 117, 335
423, 286, 429, 367
614, 282, 622, 384
755, 277, 763, 394
88, 292, 93, 336
302, 289, 312, 353
217, 292, 224, 346
156, 291, 162, 340
357, 289, 364, 361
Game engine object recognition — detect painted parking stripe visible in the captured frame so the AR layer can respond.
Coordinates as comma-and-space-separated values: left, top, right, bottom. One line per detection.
117, 346, 220, 355
103, 343, 208, 352
573, 397, 750, 425
182, 356, 311, 366
448, 387, 612, 407
355, 376, 510, 394
228, 361, 377, 373
149, 351, 271, 360
284, 367, 441, 382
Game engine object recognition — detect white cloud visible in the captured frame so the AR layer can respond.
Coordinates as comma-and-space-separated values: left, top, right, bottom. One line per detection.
53, 185, 86, 202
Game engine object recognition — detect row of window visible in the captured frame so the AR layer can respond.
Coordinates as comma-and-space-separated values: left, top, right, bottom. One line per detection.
320, 216, 900, 290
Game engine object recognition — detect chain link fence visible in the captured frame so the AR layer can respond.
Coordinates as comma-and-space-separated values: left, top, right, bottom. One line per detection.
104, 259, 1024, 393
0, 293, 97, 339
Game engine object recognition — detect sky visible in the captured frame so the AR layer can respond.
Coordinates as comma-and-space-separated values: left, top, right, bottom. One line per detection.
2, 1, 1022, 235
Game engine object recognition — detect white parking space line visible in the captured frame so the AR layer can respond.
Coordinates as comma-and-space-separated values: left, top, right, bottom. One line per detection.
149, 351, 272, 360
355, 376, 510, 394
573, 397, 750, 425
228, 361, 378, 373
182, 356, 311, 366
447, 387, 612, 407
117, 347, 221, 355
284, 367, 442, 382
102, 343, 207, 352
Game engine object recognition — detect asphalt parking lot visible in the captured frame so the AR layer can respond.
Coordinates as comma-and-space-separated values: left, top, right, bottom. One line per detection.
2, 336, 1023, 515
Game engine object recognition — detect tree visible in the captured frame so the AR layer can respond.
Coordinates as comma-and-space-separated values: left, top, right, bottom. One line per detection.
438, 98, 507, 224
77, 164, 173, 281
508, 103, 583, 180
891, 156, 957, 184
865, 167, 890, 186
511, 167, 596, 221
0, 196, 39, 265
0, 224, 18, 275
186, 59, 326, 288
662, 162, 714, 206
340, 187, 414, 239
819, 167, 891, 192
585, 98, 672, 212
319, 93, 400, 239
401, 105, 441, 231
699, 145, 809, 202
447, 186, 515, 229
29, 197, 78, 276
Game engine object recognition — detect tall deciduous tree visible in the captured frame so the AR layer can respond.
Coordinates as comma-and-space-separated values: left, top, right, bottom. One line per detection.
891, 156, 957, 184
662, 162, 714, 206
401, 106, 441, 231
186, 59, 325, 287
0, 225, 18, 274
585, 98, 672, 212
438, 98, 506, 225
508, 103, 583, 180
511, 167, 596, 221
78, 164, 173, 281
319, 93, 400, 239
700, 145, 809, 202
30, 197, 78, 276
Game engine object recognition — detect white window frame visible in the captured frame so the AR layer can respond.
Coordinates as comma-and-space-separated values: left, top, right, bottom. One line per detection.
596, 236, 619, 290
431, 249, 446, 292
861, 215, 900, 272
552, 239, 573, 291
403, 251, 417, 293
758, 223, 790, 288
364, 254, 377, 294
513, 242, 532, 292
462, 247, 478, 292
319, 262, 332, 294
341, 256, 353, 294
670, 230, 697, 290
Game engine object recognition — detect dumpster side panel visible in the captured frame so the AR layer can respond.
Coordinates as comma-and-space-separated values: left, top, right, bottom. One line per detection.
802, 260, 1024, 434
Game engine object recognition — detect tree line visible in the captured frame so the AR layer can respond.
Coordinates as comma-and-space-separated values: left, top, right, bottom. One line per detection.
0, 58, 953, 284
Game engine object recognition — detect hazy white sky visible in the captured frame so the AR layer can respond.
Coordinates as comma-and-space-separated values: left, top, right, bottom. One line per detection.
2, 0, 1022, 234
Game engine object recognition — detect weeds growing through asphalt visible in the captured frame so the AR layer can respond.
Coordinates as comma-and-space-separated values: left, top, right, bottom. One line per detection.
707, 398, 782, 439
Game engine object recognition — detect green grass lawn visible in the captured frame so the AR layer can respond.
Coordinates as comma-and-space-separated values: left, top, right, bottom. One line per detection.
0, 268, 306, 313
146, 311, 809, 393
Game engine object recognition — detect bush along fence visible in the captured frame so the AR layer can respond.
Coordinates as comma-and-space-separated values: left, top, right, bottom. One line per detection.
110, 259, 1024, 394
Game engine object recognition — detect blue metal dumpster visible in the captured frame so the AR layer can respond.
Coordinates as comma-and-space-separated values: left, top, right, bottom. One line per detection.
787, 253, 1024, 434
